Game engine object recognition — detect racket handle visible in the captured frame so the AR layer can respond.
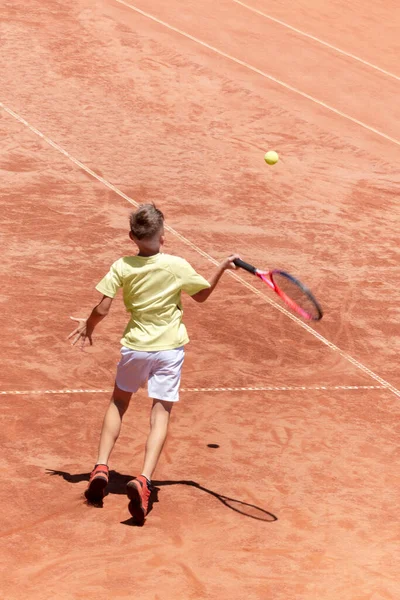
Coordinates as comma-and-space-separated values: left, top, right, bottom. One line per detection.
233, 258, 257, 274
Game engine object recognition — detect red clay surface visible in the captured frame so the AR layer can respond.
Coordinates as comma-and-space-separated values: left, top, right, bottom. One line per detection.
1, 1, 399, 599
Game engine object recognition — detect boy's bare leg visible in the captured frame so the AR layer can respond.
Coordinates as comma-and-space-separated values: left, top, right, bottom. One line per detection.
96, 383, 132, 465
126, 398, 173, 523
141, 399, 173, 481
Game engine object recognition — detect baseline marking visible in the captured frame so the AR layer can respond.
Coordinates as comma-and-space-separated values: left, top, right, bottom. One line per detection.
1, 102, 399, 399
233, 0, 400, 82
111, 0, 400, 148
0, 385, 385, 396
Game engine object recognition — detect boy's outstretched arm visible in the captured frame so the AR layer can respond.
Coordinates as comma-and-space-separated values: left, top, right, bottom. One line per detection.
191, 255, 239, 303
68, 295, 113, 348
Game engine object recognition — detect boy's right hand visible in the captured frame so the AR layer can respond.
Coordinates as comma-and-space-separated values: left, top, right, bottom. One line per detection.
220, 254, 241, 271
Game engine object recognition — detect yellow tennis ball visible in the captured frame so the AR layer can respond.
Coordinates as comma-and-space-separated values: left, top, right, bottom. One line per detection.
264, 151, 279, 165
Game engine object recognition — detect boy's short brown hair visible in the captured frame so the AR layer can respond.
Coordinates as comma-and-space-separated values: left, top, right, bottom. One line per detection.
129, 204, 164, 240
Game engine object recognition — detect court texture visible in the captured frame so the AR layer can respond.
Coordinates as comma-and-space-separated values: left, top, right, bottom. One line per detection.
1, 1, 399, 599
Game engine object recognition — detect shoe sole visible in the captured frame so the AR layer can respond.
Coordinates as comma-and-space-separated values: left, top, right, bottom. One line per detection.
85, 476, 108, 504
126, 481, 145, 525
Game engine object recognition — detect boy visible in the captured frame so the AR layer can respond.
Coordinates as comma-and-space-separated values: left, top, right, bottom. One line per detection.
69, 204, 238, 525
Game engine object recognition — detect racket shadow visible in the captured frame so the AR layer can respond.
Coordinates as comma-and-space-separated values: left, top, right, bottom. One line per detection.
46, 469, 277, 522
154, 479, 278, 523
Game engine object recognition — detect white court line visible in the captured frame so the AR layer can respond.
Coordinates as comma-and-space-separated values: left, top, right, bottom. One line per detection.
233, 0, 400, 82
1, 102, 399, 399
0, 385, 385, 396
112, 0, 400, 148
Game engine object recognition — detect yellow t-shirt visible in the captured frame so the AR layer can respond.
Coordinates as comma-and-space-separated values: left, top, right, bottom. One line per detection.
95, 253, 210, 351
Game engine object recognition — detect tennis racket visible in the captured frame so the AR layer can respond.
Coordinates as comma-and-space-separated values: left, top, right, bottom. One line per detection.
233, 258, 323, 321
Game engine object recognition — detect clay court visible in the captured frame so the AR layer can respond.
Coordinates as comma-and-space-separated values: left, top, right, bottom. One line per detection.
1, 1, 399, 598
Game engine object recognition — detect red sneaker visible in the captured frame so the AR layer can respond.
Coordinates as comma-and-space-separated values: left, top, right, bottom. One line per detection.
126, 475, 152, 524
85, 464, 109, 503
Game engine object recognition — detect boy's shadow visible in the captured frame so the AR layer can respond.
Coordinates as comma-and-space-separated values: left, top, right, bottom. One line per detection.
47, 469, 277, 524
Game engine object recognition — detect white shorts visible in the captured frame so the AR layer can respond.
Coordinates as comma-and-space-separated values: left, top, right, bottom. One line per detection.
115, 346, 185, 402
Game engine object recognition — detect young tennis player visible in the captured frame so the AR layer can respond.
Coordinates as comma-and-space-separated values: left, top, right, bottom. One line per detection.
68, 204, 238, 525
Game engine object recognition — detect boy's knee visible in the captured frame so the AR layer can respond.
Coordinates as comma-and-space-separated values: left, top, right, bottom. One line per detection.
112, 385, 132, 415
113, 397, 130, 415
152, 399, 173, 414
151, 399, 173, 424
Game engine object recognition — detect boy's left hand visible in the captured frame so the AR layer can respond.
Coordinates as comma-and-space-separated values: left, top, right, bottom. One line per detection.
68, 317, 93, 348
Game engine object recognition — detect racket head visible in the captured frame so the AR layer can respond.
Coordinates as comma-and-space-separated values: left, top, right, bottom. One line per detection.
263, 270, 323, 321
